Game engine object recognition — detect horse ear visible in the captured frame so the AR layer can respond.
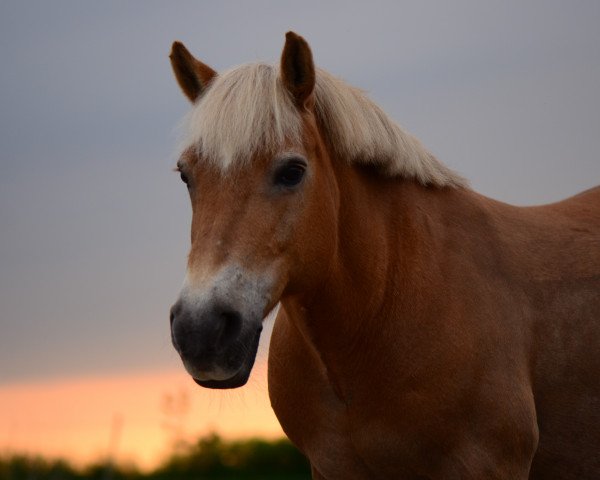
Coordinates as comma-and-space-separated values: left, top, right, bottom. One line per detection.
169, 41, 217, 103
280, 31, 315, 108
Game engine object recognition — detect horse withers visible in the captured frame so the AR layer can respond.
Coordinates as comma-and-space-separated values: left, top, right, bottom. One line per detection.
167, 32, 600, 479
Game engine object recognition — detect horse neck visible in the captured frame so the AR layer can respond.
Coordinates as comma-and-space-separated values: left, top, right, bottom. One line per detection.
282, 162, 466, 384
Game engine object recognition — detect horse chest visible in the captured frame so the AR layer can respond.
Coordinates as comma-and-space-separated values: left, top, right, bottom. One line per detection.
269, 312, 462, 478
269, 318, 453, 478
270, 363, 450, 479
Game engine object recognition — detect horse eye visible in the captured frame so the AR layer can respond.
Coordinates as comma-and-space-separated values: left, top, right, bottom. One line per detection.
274, 160, 306, 187
180, 171, 189, 185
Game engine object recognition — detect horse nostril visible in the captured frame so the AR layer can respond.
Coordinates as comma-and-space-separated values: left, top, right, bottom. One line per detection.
216, 309, 242, 349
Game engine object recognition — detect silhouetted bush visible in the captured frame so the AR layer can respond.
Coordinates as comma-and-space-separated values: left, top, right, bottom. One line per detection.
0, 454, 81, 480
152, 433, 310, 479
0, 435, 310, 480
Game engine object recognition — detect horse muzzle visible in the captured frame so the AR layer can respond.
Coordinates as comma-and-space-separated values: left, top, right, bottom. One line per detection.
170, 265, 272, 389
170, 298, 263, 389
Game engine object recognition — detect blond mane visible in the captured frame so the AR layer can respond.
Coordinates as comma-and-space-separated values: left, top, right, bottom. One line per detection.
179, 63, 466, 188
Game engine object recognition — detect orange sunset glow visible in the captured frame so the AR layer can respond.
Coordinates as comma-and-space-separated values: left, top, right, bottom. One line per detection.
0, 359, 282, 470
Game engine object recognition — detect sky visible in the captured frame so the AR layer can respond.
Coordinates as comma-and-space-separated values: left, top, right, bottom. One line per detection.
1, 0, 599, 467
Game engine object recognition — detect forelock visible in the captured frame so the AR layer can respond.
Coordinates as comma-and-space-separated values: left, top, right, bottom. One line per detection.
178, 63, 302, 170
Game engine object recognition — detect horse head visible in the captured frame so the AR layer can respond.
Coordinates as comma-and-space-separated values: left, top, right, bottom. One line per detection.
169, 33, 338, 388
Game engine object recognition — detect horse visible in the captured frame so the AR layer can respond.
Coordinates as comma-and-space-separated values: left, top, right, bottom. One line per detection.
167, 32, 600, 479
